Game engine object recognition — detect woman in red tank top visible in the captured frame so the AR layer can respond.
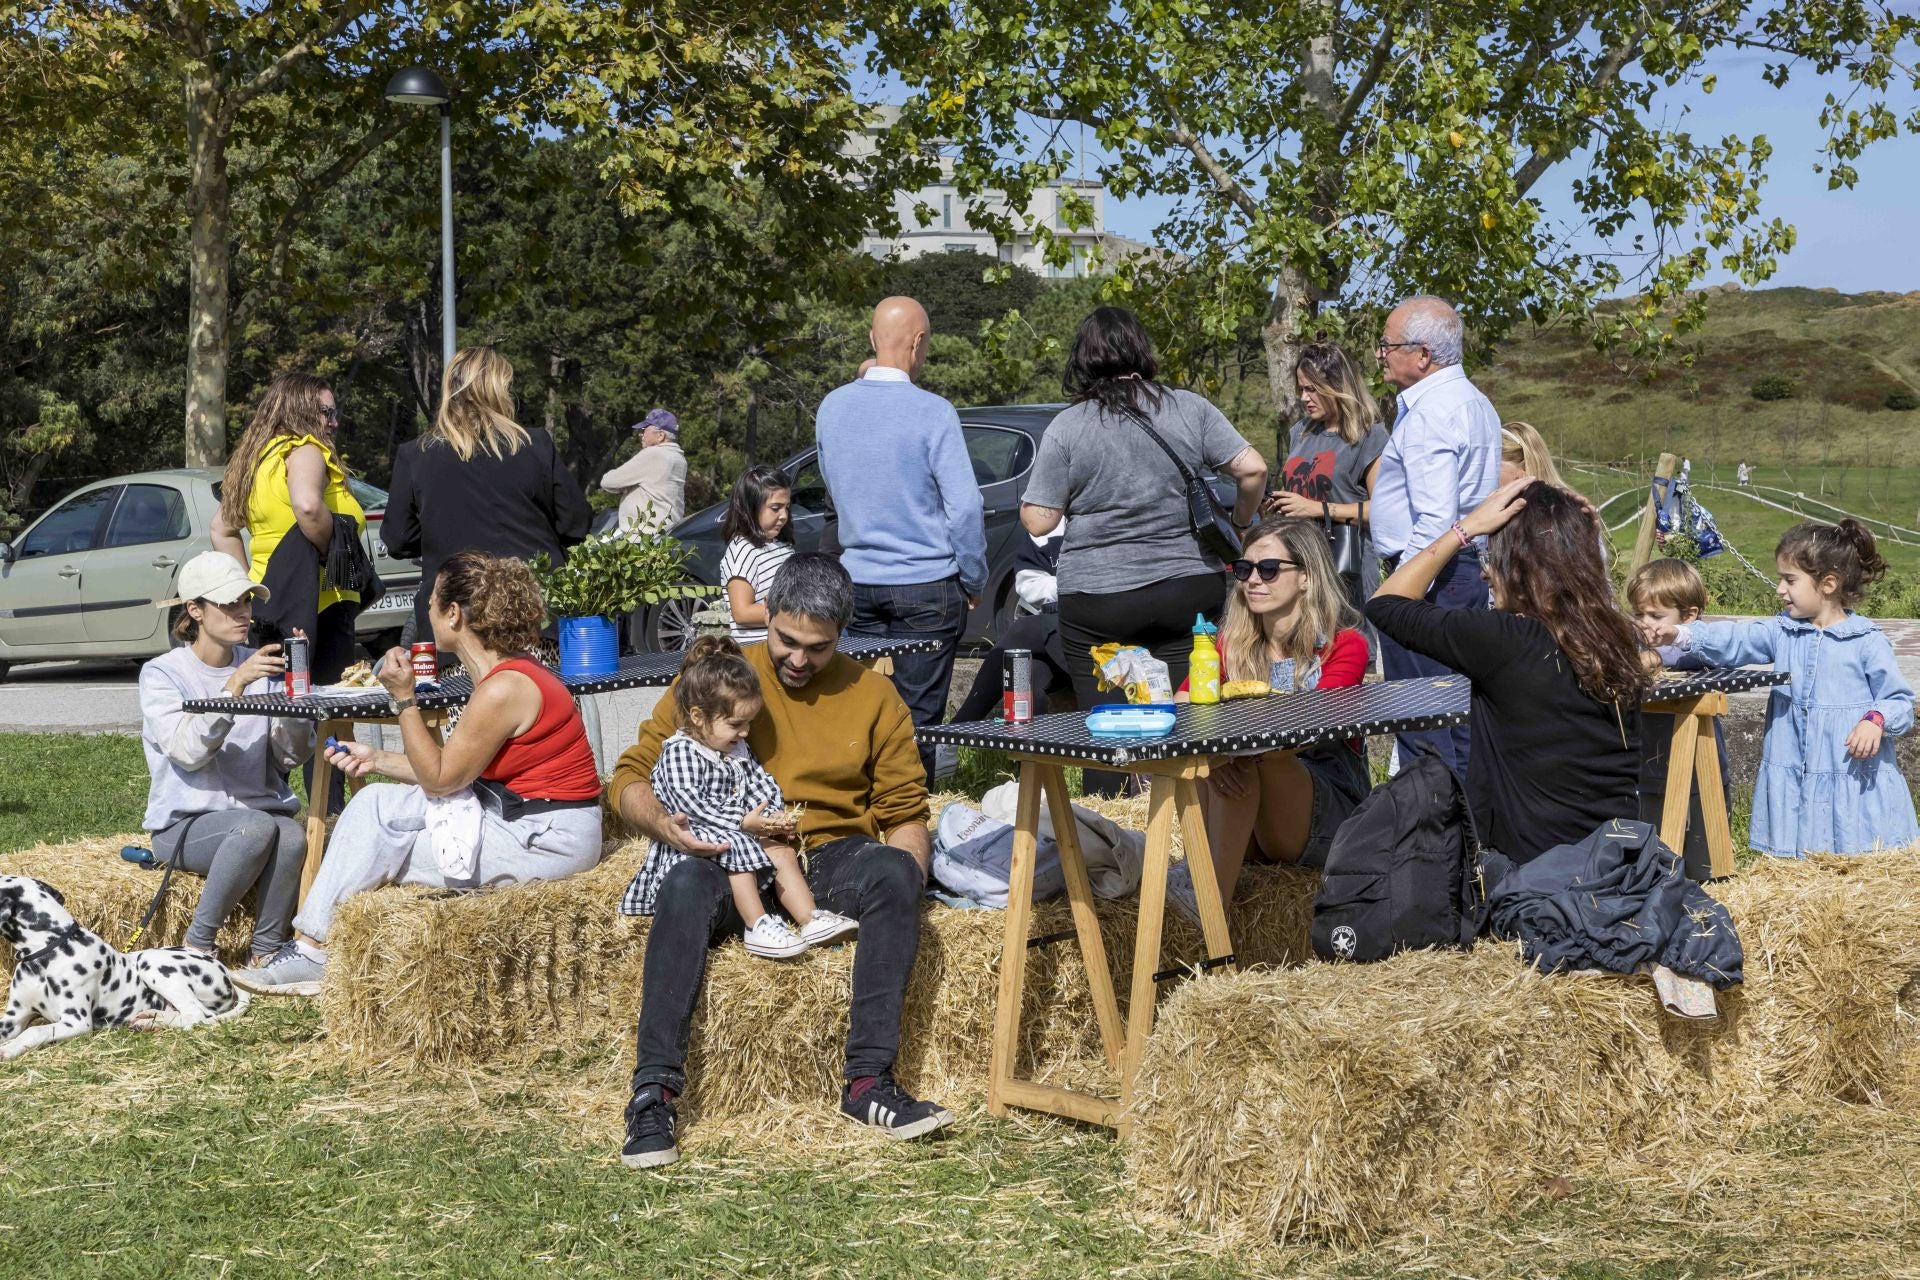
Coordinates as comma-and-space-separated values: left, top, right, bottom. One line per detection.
232, 552, 603, 997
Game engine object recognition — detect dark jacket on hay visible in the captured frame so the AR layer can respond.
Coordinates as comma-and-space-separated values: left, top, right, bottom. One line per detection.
1482, 819, 1744, 988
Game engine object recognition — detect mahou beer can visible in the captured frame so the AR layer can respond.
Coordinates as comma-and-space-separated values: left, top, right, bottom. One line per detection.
284, 634, 311, 697
410, 642, 438, 684
1002, 648, 1034, 723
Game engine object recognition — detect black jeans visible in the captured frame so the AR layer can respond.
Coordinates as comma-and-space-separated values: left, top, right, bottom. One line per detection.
1058, 572, 1228, 795
1375, 552, 1483, 777
849, 577, 969, 783
629, 836, 925, 1097
953, 611, 1074, 724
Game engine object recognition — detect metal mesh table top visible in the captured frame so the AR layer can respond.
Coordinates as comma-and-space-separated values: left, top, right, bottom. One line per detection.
180, 634, 941, 721
919, 666, 1788, 767
919, 676, 1473, 766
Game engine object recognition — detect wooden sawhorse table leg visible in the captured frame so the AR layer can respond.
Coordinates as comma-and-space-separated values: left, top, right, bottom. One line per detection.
1645, 690, 1734, 878
988, 754, 1236, 1135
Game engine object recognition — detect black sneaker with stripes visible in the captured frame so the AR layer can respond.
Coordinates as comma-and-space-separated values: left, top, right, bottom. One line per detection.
840, 1073, 953, 1140
621, 1083, 679, 1169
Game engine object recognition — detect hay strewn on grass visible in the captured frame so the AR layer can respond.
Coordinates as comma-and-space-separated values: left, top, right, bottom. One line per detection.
0, 835, 257, 970
1124, 846, 1920, 1245
322, 789, 1321, 1125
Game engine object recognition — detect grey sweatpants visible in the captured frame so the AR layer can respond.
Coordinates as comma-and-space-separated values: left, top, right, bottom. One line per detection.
151, 809, 307, 955
291, 782, 603, 944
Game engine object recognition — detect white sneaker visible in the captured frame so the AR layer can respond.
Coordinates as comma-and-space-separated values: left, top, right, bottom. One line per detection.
799, 909, 859, 948
742, 913, 808, 959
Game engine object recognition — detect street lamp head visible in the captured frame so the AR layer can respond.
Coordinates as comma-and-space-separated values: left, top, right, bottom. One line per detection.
384, 66, 450, 106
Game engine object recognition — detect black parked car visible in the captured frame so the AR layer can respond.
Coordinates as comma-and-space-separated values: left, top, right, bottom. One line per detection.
615, 401, 1237, 652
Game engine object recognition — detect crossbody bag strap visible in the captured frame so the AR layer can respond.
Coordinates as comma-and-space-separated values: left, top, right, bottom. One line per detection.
1113, 403, 1201, 485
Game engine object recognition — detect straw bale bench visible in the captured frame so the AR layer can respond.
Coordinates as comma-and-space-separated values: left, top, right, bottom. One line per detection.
317, 835, 1323, 1123
1125, 848, 1920, 1245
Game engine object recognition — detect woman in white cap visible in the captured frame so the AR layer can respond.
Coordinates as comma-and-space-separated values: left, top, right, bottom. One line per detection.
137, 552, 317, 964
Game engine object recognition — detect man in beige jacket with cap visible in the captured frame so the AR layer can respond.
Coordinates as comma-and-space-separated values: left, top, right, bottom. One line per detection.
601, 408, 687, 535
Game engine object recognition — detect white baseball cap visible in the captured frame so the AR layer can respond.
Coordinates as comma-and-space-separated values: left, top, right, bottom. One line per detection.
174, 552, 270, 605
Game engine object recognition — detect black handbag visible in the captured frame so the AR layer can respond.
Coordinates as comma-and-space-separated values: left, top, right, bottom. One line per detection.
1321, 502, 1367, 583
1119, 407, 1241, 563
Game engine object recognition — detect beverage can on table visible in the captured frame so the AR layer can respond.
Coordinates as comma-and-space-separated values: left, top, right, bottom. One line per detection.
410, 642, 438, 683
283, 633, 311, 697
1002, 648, 1033, 723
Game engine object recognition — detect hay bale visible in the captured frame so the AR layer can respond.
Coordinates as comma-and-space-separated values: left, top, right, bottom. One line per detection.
320, 789, 1321, 1122
1125, 846, 1920, 1246
0, 835, 256, 970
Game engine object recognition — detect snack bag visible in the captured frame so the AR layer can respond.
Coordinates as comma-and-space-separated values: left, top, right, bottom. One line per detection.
1090, 643, 1173, 705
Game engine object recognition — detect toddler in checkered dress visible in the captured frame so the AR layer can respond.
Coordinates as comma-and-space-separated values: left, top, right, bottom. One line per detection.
619, 636, 857, 958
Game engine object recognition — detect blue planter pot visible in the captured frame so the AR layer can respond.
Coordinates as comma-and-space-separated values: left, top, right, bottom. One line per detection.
557, 615, 619, 678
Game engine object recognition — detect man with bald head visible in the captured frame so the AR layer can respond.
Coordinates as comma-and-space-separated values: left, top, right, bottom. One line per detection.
1369, 294, 1502, 775
815, 295, 987, 783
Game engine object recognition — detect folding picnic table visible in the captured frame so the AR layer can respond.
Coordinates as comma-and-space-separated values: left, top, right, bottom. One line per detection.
180, 634, 941, 904
919, 665, 1787, 1134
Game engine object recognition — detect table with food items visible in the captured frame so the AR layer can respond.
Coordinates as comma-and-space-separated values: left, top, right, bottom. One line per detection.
917, 675, 1474, 1135
181, 635, 943, 904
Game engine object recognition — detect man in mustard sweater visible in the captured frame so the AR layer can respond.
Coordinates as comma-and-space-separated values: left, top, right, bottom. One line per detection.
607, 553, 949, 1168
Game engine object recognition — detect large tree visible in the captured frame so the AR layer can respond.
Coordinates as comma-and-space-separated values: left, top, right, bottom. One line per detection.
868, 0, 1919, 430
0, 0, 894, 466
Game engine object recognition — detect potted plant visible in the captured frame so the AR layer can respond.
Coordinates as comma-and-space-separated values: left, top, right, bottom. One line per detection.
531, 525, 716, 677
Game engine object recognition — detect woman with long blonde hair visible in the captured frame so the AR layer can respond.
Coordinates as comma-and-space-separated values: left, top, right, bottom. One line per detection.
1169, 516, 1373, 922
210, 370, 365, 686
382, 346, 592, 649
1266, 342, 1391, 610
1499, 420, 1565, 489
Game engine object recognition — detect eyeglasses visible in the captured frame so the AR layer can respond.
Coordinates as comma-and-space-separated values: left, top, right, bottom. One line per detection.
1375, 340, 1425, 355
318, 404, 340, 422
1229, 558, 1300, 582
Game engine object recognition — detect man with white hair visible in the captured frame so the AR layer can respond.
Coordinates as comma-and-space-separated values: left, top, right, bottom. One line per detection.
1370, 295, 1501, 775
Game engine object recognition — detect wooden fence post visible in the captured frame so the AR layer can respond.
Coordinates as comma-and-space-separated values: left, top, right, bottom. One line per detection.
1628, 452, 1679, 578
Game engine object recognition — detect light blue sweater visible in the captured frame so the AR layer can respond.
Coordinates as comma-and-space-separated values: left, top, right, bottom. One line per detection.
815, 378, 988, 593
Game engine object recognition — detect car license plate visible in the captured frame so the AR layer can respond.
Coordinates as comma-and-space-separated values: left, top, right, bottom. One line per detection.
383, 591, 414, 613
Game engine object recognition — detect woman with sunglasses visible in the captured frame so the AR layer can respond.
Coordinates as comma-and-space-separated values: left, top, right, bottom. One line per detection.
1367, 476, 1645, 864
1167, 518, 1371, 922
211, 371, 364, 689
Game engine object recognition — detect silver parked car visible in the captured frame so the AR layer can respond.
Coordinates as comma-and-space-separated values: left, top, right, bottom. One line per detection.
0, 468, 421, 680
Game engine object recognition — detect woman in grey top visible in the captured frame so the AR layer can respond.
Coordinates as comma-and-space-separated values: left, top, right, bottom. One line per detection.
1020, 306, 1268, 793
1265, 342, 1391, 610
139, 552, 315, 964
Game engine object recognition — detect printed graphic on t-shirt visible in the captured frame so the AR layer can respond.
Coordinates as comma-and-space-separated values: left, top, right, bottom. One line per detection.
1282, 449, 1337, 501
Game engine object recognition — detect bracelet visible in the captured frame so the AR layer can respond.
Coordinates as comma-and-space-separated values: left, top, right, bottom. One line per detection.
393, 697, 417, 713
1864, 710, 1886, 729
1451, 521, 1473, 550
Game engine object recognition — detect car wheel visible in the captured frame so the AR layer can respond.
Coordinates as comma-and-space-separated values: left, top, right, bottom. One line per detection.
0, 661, 10, 684
642, 597, 703, 653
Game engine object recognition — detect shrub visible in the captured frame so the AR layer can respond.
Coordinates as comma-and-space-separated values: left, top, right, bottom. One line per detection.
1886, 389, 1919, 412
1750, 374, 1797, 401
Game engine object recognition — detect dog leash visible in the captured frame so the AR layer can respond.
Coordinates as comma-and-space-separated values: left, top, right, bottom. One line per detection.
126, 815, 199, 949
12, 923, 85, 969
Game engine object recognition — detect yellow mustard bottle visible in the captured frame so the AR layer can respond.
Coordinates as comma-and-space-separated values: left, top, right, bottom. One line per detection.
1188, 614, 1222, 705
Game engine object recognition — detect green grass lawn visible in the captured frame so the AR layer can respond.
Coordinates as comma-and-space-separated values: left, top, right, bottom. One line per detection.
2, 732, 1913, 1277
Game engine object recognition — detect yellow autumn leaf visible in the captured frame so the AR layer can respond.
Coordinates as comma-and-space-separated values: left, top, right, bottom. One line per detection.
1448, 131, 1465, 149
1480, 211, 1498, 230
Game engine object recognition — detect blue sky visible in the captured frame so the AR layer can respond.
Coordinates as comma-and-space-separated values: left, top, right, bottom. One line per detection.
873, 45, 1920, 294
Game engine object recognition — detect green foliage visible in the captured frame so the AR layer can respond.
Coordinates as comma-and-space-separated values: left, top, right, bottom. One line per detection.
866, 0, 1917, 413
1751, 374, 1798, 401
885, 251, 1044, 337
530, 526, 717, 621
1886, 390, 1918, 411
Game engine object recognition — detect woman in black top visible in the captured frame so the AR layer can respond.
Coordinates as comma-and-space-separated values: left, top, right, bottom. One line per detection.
383, 346, 593, 645
1365, 477, 1645, 863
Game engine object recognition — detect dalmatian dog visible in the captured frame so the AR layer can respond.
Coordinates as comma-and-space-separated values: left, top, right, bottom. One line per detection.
0, 874, 249, 1060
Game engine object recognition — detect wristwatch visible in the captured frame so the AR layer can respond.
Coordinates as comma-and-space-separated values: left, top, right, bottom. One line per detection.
392, 696, 417, 713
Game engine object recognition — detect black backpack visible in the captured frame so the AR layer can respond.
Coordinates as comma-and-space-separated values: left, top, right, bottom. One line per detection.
1311, 753, 1486, 962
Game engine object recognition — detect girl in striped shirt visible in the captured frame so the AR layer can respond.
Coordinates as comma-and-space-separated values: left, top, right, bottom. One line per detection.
720, 465, 796, 644
622, 636, 857, 958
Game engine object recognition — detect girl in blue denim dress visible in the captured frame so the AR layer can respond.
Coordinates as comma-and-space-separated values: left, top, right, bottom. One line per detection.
1657, 519, 1917, 856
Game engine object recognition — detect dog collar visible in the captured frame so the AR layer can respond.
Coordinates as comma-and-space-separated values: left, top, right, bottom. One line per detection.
12, 923, 84, 969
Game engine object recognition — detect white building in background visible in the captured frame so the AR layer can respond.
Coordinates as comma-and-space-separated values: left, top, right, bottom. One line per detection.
848, 106, 1153, 278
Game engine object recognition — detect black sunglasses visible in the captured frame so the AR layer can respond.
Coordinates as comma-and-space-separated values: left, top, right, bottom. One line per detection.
1229, 557, 1300, 582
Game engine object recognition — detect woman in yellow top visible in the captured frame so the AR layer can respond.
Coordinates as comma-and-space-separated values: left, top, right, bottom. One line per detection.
211, 372, 365, 685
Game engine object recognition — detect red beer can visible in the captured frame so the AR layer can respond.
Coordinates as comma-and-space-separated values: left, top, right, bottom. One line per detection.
1002, 648, 1033, 723
283, 633, 311, 697
410, 642, 438, 683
